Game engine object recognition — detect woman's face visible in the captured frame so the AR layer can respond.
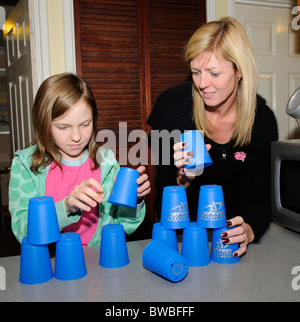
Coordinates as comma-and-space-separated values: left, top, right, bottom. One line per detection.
51, 99, 93, 161
190, 51, 242, 110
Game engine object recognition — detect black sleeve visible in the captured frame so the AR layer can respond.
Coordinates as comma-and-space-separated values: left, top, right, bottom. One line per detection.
233, 100, 279, 242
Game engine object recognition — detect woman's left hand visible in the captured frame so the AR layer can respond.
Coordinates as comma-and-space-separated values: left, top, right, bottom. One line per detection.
221, 216, 255, 257
136, 166, 151, 199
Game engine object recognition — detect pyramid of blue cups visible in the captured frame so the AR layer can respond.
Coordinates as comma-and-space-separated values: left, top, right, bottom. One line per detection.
142, 184, 240, 283
19, 196, 87, 285
19, 194, 131, 285
142, 130, 240, 282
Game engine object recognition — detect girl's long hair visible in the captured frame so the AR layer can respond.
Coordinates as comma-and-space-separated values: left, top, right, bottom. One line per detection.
185, 17, 258, 146
30, 73, 99, 173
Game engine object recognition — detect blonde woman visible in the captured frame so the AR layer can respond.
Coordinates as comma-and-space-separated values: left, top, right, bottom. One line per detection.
148, 17, 278, 256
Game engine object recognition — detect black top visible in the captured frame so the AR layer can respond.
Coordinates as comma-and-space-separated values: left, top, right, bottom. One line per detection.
147, 80, 279, 242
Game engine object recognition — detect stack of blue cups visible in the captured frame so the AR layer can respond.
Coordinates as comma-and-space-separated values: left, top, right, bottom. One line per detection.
19, 196, 87, 285
197, 185, 240, 264
19, 196, 60, 285
142, 183, 240, 284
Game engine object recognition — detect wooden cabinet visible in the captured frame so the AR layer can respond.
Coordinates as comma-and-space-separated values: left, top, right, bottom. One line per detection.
74, 0, 206, 238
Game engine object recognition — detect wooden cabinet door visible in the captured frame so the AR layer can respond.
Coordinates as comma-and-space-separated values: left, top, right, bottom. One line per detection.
74, 0, 206, 237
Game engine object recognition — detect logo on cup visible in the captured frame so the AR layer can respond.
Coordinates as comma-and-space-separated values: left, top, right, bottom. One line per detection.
211, 239, 234, 259
167, 202, 188, 222
173, 263, 184, 276
198, 201, 225, 222
0, 266, 6, 290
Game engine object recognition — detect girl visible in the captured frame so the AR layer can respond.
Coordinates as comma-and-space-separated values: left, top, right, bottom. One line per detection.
9, 73, 150, 247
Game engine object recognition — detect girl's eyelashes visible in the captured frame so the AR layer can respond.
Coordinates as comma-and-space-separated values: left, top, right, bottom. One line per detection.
82, 121, 92, 127
53, 120, 92, 130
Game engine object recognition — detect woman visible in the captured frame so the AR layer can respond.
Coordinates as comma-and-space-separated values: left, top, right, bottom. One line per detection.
147, 17, 278, 256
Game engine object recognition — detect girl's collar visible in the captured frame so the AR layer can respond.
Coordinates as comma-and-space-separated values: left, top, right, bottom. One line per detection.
60, 149, 89, 166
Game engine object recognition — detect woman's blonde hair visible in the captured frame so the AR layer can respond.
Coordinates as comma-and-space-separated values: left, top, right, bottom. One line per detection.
30, 73, 99, 173
185, 17, 258, 146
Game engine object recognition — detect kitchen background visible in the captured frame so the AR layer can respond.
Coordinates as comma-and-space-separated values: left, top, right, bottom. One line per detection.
0, 0, 299, 256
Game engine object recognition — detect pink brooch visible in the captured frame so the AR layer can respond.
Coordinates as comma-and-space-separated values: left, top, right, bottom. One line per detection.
234, 152, 246, 162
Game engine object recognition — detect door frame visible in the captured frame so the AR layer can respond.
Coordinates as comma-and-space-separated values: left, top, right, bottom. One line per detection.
206, 0, 295, 22
29, 0, 76, 94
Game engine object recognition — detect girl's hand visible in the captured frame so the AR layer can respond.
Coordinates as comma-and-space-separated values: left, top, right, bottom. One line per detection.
136, 166, 151, 199
221, 216, 255, 257
173, 141, 211, 188
65, 178, 104, 215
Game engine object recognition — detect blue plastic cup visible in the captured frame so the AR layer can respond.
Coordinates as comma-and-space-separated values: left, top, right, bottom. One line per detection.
160, 186, 190, 229
152, 222, 178, 251
54, 233, 87, 281
108, 167, 139, 208
27, 196, 60, 245
211, 226, 240, 264
181, 222, 211, 267
142, 239, 188, 282
99, 224, 130, 268
181, 130, 213, 170
197, 185, 227, 228
19, 237, 53, 285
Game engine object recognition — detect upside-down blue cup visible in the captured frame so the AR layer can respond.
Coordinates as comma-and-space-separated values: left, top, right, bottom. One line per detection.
27, 196, 60, 245
108, 167, 139, 208
54, 233, 87, 281
142, 239, 188, 282
19, 238, 53, 285
152, 222, 178, 251
99, 224, 130, 268
211, 226, 240, 264
181, 130, 213, 170
160, 186, 190, 229
197, 185, 227, 228
181, 222, 211, 267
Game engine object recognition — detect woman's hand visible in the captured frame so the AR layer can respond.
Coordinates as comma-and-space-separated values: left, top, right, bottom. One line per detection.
136, 165, 151, 199
221, 216, 255, 256
65, 178, 104, 215
173, 141, 211, 188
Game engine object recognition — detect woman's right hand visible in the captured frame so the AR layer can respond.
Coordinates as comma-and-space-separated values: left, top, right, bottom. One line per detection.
65, 178, 104, 215
173, 141, 211, 188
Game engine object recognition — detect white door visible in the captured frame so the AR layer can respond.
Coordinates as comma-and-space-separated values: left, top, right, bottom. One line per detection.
4, 0, 34, 154
236, 2, 300, 140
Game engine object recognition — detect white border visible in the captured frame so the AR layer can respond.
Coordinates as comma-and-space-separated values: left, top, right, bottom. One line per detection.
30, 0, 50, 87
62, 0, 76, 73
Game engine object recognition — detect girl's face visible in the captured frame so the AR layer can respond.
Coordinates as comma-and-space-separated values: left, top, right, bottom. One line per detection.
51, 99, 93, 161
190, 51, 241, 110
